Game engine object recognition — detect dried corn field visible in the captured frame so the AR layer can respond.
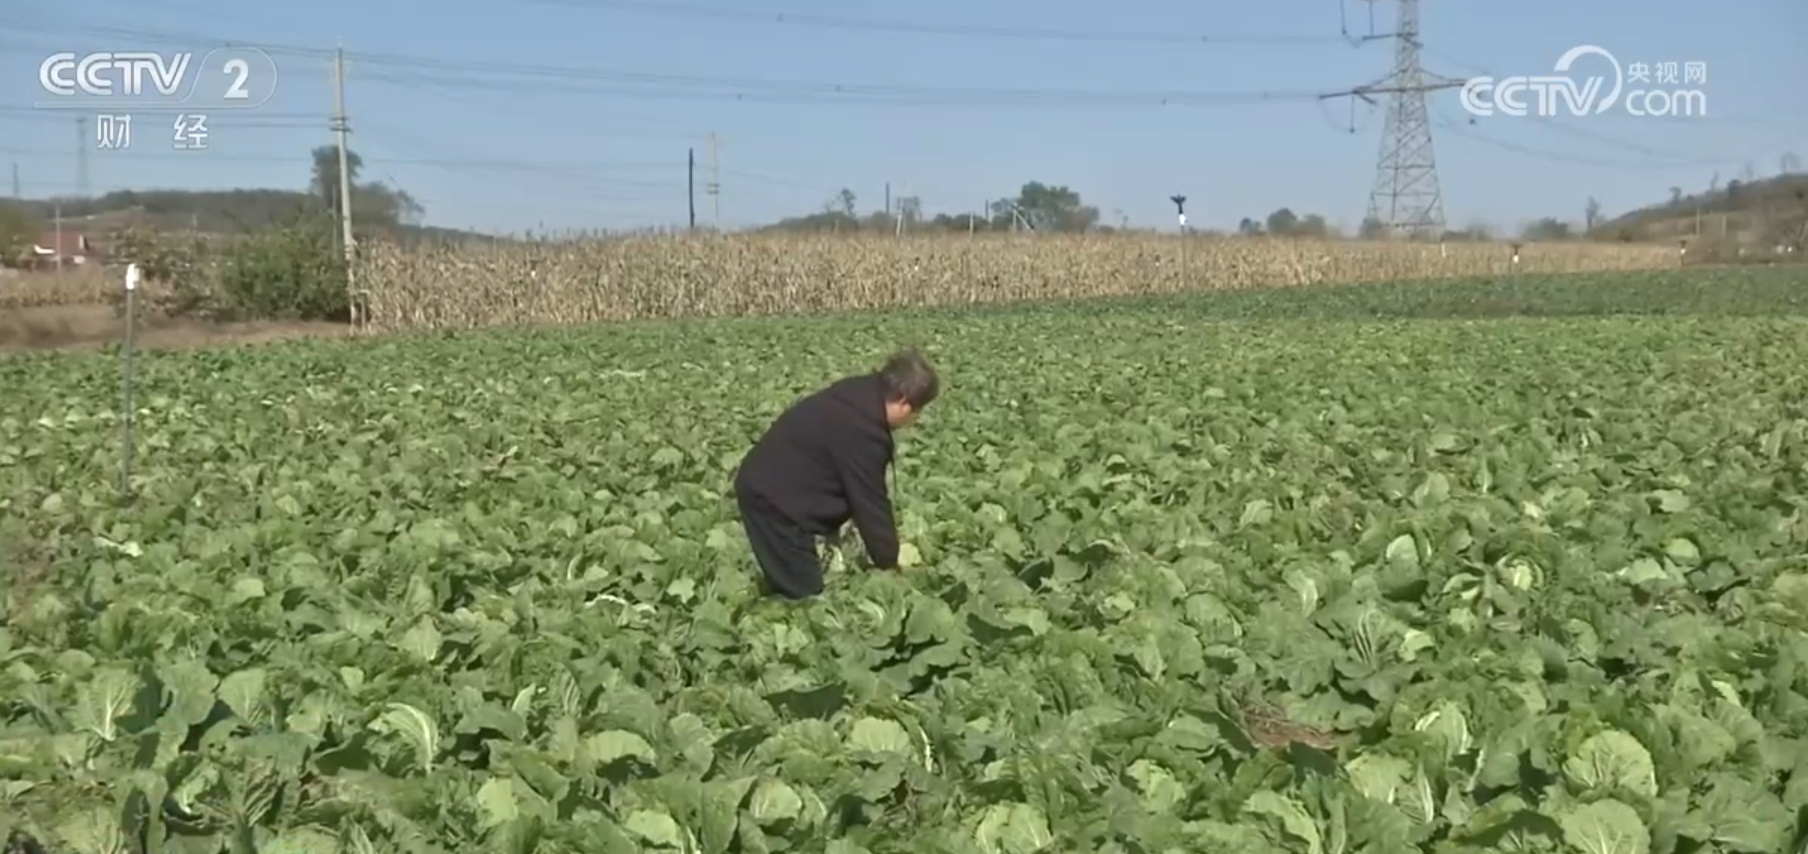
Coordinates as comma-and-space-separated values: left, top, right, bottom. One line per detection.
358, 234, 1676, 333
0, 268, 139, 310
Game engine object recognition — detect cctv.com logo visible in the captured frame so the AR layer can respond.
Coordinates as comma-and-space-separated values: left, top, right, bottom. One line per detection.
1460, 45, 1708, 119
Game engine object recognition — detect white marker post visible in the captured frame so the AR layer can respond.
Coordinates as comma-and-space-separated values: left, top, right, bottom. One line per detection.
119, 263, 140, 499
1170, 195, 1188, 288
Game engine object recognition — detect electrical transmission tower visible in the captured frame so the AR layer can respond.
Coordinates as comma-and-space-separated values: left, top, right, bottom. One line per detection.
1322, 0, 1464, 239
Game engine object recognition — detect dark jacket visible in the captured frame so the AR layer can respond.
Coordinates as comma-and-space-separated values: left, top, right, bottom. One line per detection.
734, 374, 899, 568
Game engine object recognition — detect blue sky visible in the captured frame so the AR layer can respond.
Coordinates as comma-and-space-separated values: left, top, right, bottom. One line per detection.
2, 0, 1802, 235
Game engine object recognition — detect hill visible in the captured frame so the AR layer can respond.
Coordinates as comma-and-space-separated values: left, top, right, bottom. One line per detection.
0, 146, 502, 260
1595, 171, 1808, 250
4, 189, 493, 246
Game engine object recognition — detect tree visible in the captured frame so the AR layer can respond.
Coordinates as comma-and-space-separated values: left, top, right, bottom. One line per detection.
355, 182, 425, 227
1584, 197, 1602, 232
1521, 218, 1573, 240
308, 146, 423, 229
0, 201, 37, 266
1264, 208, 1299, 235
311, 145, 362, 210
988, 182, 1099, 233
833, 188, 857, 217
1237, 217, 1263, 236
1256, 208, 1331, 238
1293, 214, 1330, 237
1357, 217, 1386, 239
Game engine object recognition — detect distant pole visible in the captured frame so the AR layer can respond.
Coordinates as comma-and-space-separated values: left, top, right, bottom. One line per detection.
332, 44, 359, 325
687, 147, 696, 231
884, 183, 891, 216
75, 117, 89, 196
10, 163, 19, 197
53, 202, 63, 273
119, 263, 141, 500
706, 133, 720, 230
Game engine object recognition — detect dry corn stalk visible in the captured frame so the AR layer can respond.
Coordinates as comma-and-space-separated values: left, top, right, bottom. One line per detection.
355, 233, 1675, 334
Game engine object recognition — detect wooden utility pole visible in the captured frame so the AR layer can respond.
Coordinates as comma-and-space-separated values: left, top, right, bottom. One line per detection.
331, 44, 359, 324
706, 133, 720, 230
75, 117, 89, 196
894, 183, 906, 237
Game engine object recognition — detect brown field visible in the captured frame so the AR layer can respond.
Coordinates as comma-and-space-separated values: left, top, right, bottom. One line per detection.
0, 268, 345, 351
0, 269, 342, 351
0, 303, 347, 351
0, 267, 122, 308
2, 234, 1678, 349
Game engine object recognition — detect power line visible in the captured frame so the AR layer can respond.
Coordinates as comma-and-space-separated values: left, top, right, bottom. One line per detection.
0, 144, 738, 206
1429, 116, 1745, 171
7, 176, 688, 226
470, 0, 1349, 46
0, 106, 324, 130
0, 145, 670, 172
350, 67, 1318, 108
5, 20, 1331, 108
351, 81, 707, 140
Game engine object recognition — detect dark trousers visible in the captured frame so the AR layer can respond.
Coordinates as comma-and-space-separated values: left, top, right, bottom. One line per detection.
735, 488, 825, 599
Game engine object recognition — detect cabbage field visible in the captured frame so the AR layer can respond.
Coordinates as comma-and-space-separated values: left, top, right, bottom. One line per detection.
6, 270, 1808, 854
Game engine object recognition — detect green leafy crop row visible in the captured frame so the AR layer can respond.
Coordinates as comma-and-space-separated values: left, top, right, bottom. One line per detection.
4, 269, 1808, 854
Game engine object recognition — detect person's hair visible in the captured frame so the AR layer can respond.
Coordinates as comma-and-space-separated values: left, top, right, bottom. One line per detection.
878, 347, 939, 409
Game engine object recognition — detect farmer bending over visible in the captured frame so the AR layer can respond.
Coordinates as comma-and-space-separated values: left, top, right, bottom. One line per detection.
733, 348, 939, 599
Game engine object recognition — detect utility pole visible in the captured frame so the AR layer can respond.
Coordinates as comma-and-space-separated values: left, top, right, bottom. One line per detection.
687, 147, 696, 231
706, 133, 720, 230
53, 202, 63, 272
75, 117, 89, 196
331, 44, 359, 324
10, 163, 19, 197
884, 183, 891, 216
1319, 0, 1464, 239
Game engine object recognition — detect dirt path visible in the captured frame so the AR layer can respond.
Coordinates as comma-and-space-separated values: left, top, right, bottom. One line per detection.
0, 304, 349, 352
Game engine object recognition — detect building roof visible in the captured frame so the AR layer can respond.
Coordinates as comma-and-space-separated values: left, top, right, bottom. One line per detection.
32, 231, 91, 254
